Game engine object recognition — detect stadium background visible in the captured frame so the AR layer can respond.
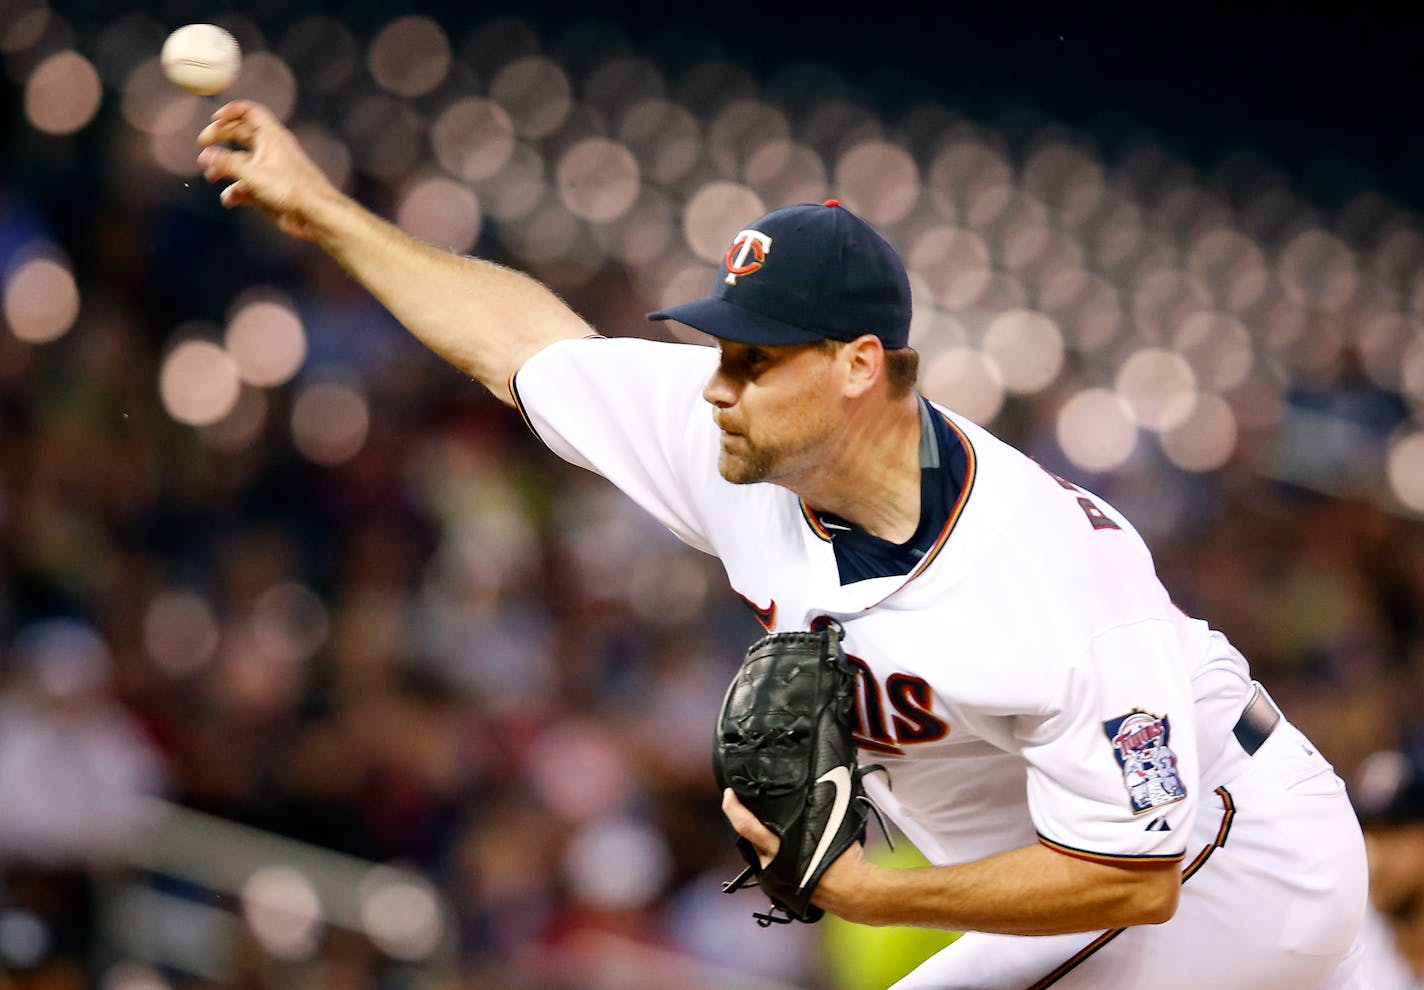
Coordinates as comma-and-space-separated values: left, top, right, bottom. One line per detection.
3, 2, 1424, 987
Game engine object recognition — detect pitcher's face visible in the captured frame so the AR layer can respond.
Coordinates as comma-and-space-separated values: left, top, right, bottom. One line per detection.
702, 341, 843, 487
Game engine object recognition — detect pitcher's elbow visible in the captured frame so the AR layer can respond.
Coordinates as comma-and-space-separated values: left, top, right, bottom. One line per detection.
1136, 879, 1179, 926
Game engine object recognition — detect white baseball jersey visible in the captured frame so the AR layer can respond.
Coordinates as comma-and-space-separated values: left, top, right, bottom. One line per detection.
513, 336, 1370, 989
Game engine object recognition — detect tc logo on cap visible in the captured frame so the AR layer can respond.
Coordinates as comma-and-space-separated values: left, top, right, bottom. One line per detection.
724, 229, 773, 285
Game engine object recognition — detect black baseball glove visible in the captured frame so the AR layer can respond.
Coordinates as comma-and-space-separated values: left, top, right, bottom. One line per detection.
713, 623, 889, 926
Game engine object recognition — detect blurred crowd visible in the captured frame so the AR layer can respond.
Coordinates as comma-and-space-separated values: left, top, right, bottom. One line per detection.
5, 5, 1424, 990
0, 160, 830, 987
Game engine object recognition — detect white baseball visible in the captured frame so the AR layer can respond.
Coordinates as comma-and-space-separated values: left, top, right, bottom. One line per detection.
160, 24, 241, 97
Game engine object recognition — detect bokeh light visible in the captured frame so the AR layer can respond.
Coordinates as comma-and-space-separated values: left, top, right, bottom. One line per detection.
0, 909, 49, 968
1, 2, 50, 55
240, 866, 322, 961
986, 191, 1052, 272
224, 52, 297, 122
252, 582, 328, 666
24, 50, 101, 134
746, 140, 828, 206
291, 379, 370, 465
277, 16, 358, 97
225, 290, 307, 388
707, 99, 789, 178
595, 188, 676, 269
358, 869, 443, 961
584, 56, 666, 118
921, 347, 1005, 425
1022, 140, 1105, 227
292, 122, 354, 192
656, 262, 718, 318
396, 175, 482, 253
1356, 311, 1418, 392
93, 14, 165, 87
556, 137, 641, 223
1278, 228, 1359, 313
1173, 311, 1254, 391
1116, 348, 1198, 432
835, 140, 920, 226
159, 338, 242, 427
1400, 336, 1424, 404
617, 99, 702, 185
1160, 394, 1237, 472
343, 95, 423, 182
1131, 270, 1210, 344
911, 225, 991, 310
431, 98, 517, 182
500, 200, 581, 265
562, 816, 672, 910
147, 98, 207, 176
682, 182, 764, 264
121, 57, 191, 135
490, 55, 572, 139
199, 386, 268, 454
1057, 388, 1138, 472
102, 961, 172, 990
1387, 431, 1424, 513
143, 589, 221, 677
981, 309, 1064, 395
927, 137, 1013, 225
477, 142, 546, 223
4, 249, 79, 343
368, 15, 450, 97
1186, 228, 1268, 312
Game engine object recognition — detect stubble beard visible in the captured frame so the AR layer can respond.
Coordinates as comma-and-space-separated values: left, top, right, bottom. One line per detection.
717, 440, 773, 485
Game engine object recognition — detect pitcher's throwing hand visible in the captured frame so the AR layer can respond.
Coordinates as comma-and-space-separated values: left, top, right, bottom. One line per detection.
197, 101, 340, 241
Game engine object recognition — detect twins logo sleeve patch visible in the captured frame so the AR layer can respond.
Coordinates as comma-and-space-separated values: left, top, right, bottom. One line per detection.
1103, 710, 1187, 815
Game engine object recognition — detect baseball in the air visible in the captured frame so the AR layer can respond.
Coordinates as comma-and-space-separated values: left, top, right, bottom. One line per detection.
160, 24, 241, 96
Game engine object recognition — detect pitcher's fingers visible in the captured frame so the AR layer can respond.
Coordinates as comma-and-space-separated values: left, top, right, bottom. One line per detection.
203, 101, 277, 145
213, 100, 280, 131
722, 789, 778, 849
197, 109, 267, 148
198, 145, 249, 184
219, 180, 252, 208
210, 99, 265, 123
198, 116, 257, 149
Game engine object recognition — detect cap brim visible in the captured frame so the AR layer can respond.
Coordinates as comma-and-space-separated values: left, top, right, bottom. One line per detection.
646, 296, 827, 345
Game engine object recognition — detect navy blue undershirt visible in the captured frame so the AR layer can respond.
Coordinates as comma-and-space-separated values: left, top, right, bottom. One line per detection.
809, 397, 971, 585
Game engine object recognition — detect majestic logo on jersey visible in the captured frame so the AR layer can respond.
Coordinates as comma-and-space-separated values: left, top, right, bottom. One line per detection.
724, 229, 773, 285
1103, 710, 1187, 814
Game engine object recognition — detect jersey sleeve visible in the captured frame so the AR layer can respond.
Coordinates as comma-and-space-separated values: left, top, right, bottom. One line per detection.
1014, 618, 1200, 864
511, 336, 723, 554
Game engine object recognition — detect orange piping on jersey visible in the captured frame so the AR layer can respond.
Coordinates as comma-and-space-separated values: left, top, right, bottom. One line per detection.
508, 371, 540, 437
800, 501, 835, 541
1036, 834, 1185, 867
1025, 928, 1124, 990
905, 413, 977, 582
1024, 786, 1237, 990
507, 333, 605, 437
796, 412, 978, 583
1181, 785, 1236, 882
851, 734, 907, 757
734, 590, 777, 632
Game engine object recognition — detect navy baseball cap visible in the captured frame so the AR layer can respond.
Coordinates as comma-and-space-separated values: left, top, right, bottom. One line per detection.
647, 200, 912, 349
